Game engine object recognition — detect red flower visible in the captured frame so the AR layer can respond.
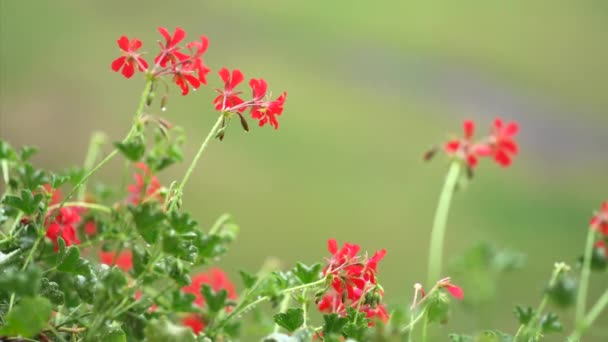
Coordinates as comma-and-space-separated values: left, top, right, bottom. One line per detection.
182, 315, 206, 335
251, 92, 287, 130
42, 184, 62, 205
172, 65, 201, 96
45, 207, 81, 252
489, 118, 519, 167
84, 220, 97, 236
155, 27, 189, 67
186, 36, 211, 84
213, 68, 245, 112
444, 120, 492, 168
99, 250, 133, 272
111, 36, 148, 79
590, 201, 608, 235
181, 268, 237, 334
595, 240, 608, 257
437, 277, 464, 300
127, 163, 163, 205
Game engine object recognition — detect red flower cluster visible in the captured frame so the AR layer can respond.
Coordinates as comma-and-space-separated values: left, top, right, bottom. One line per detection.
181, 268, 237, 334
317, 239, 389, 325
591, 201, 608, 256
43, 186, 83, 251
99, 250, 133, 272
430, 118, 519, 171
111, 27, 287, 129
127, 163, 163, 205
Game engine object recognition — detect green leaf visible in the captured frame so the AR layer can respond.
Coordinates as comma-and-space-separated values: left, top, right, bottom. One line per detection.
0, 296, 52, 337
17, 164, 48, 190
426, 292, 450, 324
98, 321, 127, 342
475, 330, 513, 342
3, 189, 44, 215
201, 284, 228, 313
239, 270, 258, 289
0, 140, 18, 161
168, 211, 198, 232
274, 308, 304, 332
540, 313, 562, 334
547, 275, 577, 308
171, 290, 197, 312
115, 138, 145, 162
0, 266, 41, 297
57, 245, 93, 276
129, 202, 166, 244
145, 317, 195, 342
20, 146, 39, 161
448, 334, 475, 342
322, 313, 348, 335
342, 307, 369, 339
294, 262, 322, 284
514, 305, 535, 325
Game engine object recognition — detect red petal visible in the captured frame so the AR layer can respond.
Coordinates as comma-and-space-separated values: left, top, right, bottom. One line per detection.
218, 68, 230, 83
182, 315, 205, 334
463, 120, 475, 139
122, 62, 135, 78
505, 122, 519, 136
172, 27, 186, 46
445, 284, 464, 300
501, 140, 519, 154
117, 36, 130, 51
601, 201, 608, 212
158, 27, 171, 43
472, 144, 492, 156
494, 150, 511, 167
328, 239, 338, 254
136, 57, 148, 71
493, 118, 503, 129
130, 38, 142, 51
444, 140, 461, 153
111, 56, 126, 71
231, 69, 244, 87
467, 155, 478, 168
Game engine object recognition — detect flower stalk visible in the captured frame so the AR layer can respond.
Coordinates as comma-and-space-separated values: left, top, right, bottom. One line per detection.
575, 227, 596, 323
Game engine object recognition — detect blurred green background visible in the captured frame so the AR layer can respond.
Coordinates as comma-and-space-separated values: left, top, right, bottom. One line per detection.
1, 0, 607, 340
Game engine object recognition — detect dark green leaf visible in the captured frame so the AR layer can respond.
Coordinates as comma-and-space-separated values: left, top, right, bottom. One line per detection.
239, 270, 258, 289
0, 296, 52, 337
426, 292, 450, 324
3, 189, 44, 215
547, 275, 577, 308
0, 266, 41, 297
322, 313, 348, 335
273, 308, 304, 332
294, 262, 322, 284
540, 313, 562, 334
57, 245, 93, 276
20, 146, 39, 161
514, 306, 535, 325
129, 202, 166, 244
97, 321, 127, 342
115, 138, 145, 162
168, 211, 198, 232
201, 284, 228, 313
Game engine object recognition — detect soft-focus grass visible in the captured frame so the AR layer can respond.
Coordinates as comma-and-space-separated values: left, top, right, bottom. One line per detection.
1, 0, 607, 338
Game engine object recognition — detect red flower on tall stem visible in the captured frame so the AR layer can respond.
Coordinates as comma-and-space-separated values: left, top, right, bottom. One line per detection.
155, 27, 189, 67
444, 120, 492, 168
590, 201, 608, 235
111, 36, 148, 79
213, 68, 245, 112
489, 118, 519, 167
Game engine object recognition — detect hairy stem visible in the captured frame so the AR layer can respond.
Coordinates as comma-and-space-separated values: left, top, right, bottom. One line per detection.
575, 227, 596, 323
169, 114, 224, 212
77, 132, 106, 201
427, 162, 461, 284
569, 287, 608, 341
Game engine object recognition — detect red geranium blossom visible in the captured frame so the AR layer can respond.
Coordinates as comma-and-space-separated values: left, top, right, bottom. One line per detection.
590, 201, 608, 235
251, 92, 287, 130
172, 64, 201, 96
489, 118, 519, 167
127, 163, 163, 205
155, 27, 189, 67
186, 36, 211, 84
45, 207, 82, 251
444, 120, 492, 168
213, 68, 245, 112
181, 268, 237, 334
111, 36, 148, 79
99, 250, 133, 272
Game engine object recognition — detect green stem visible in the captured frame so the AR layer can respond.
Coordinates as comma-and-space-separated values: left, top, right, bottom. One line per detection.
421, 311, 429, 342
77, 132, 106, 201
169, 114, 224, 212
49, 202, 112, 213
60, 79, 153, 207
569, 287, 608, 341
273, 293, 292, 333
427, 162, 461, 284
1, 159, 10, 196
301, 288, 309, 327
213, 277, 327, 332
575, 227, 596, 323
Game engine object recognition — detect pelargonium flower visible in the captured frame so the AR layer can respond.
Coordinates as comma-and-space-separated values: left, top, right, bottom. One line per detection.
111, 36, 149, 79
99, 250, 133, 272
213, 68, 245, 112
172, 64, 201, 96
251, 92, 287, 130
127, 163, 163, 205
45, 207, 82, 251
444, 120, 492, 169
437, 277, 464, 300
590, 201, 608, 235
186, 36, 211, 84
489, 118, 519, 167
155, 27, 189, 67
181, 268, 237, 334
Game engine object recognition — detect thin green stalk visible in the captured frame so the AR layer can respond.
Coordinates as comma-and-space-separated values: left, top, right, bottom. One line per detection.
169, 114, 224, 212
77, 132, 106, 201
427, 162, 461, 284
569, 287, 608, 341
273, 293, 292, 333
301, 289, 309, 327
60, 79, 153, 207
1, 159, 10, 196
421, 311, 429, 342
49, 202, 112, 213
575, 227, 596, 323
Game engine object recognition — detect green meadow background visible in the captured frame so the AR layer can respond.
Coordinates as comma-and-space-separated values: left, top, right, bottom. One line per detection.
1, 1, 606, 340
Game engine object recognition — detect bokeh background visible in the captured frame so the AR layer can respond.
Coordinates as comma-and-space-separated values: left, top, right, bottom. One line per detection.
1, 0, 607, 340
